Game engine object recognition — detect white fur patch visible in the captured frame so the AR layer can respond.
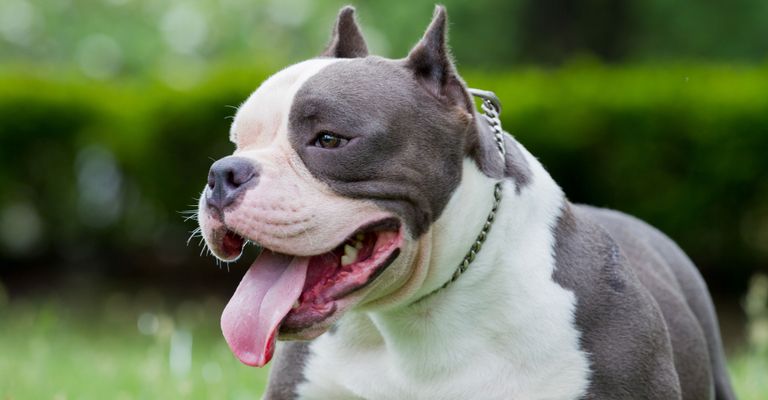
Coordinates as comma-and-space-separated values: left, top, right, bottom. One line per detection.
298, 147, 591, 399
229, 58, 342, 149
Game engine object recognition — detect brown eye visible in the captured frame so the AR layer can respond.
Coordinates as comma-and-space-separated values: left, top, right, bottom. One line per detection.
314, 132, 348, 149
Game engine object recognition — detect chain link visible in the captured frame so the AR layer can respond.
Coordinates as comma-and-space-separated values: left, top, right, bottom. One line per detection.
416, 89, 506, 302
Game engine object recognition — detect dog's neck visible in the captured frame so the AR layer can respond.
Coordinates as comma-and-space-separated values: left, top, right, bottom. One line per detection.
399, 138, 564, 295
332, 139, 569, 368
411, 159, 508, 302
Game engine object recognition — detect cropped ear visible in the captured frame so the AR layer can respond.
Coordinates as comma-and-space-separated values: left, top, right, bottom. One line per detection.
405, 6, 472, 113
321, 6, 369, 58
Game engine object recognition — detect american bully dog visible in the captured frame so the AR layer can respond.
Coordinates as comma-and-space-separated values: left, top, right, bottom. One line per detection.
197, 6, 735, 400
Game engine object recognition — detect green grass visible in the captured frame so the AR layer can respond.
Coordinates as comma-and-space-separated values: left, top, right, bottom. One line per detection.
0, 294, 270, 400
729, 349, 768, 399
0, 293, 765, 399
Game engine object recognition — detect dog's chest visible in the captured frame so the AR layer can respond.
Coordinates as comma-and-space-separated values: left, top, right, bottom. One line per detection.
295, 256, 591, 400
296, 308, 589, 400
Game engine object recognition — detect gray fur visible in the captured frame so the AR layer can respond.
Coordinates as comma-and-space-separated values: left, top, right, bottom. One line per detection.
465, 117, 533, 194
289, 56, 469, 237
404, 6, 474, 116
580, 206, 736, 400
552, 203, 735, 400
288, 7, 531, 236
263, 341, 311, 400
503, 134, 532, 193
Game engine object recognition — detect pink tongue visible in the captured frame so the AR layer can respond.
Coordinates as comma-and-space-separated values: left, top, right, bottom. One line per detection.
221, 251, 309, 367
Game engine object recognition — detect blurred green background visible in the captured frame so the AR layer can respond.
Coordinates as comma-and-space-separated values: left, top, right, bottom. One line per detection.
1, 0, 767, 398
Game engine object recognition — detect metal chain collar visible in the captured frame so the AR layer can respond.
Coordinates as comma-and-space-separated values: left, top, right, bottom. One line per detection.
416, 88, 506, 302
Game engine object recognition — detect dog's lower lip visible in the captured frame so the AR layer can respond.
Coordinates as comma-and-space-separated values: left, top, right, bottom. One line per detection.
280, 302, 338, 334
278, 219, 403, 333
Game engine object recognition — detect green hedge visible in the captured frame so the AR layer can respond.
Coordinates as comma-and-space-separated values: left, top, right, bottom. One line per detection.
467, 64, 768, 287
1, 64, 766, 288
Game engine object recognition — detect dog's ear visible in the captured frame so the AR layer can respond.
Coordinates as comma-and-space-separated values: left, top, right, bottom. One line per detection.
405, 5, 472, 113
321, 6, 369, 58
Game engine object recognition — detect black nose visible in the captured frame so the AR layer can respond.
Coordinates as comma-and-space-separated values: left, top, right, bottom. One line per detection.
206, 156, 259, 212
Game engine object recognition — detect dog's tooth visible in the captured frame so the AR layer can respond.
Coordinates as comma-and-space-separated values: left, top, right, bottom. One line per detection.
341, 244, 358, 266
341, 254, 353, 266
354, 240, 363, 250
355, 233, 364, 241
292, 300, 300, 309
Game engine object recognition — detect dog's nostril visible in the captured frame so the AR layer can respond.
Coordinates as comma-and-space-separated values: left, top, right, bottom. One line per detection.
227, 170, 244, 187
230, 166, 256, 187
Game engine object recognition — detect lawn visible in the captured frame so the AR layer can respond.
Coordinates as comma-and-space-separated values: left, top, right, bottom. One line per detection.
0, 292, 270, 400
1, 291, 765, 399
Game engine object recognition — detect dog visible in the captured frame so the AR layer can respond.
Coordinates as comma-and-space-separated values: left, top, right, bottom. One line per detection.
197, 6, 735, 399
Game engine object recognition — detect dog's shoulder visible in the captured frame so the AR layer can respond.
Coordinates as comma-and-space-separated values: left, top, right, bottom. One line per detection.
551, 202, 643, 297
576, 204, 702, 293
551, 203, 684, 399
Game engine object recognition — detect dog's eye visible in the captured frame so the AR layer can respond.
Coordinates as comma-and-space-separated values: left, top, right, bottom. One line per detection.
314, 132, 348, 149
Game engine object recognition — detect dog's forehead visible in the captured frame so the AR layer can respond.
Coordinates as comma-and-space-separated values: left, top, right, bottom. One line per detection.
231, 58, 345, 149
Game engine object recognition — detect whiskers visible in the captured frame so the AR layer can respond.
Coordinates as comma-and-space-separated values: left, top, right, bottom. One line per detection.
179, 205, 217, 265
224, 104, 239, 121
180, 209, 199, 223
180, 207, 204, 246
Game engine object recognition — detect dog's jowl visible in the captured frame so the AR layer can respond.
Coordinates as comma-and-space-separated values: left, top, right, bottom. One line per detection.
197, 6, 735, 400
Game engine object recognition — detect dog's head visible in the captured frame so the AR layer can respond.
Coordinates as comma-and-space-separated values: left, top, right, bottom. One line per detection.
197, 6, 507, 366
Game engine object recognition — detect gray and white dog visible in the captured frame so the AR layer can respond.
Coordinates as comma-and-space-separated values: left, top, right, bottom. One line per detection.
197, 6, 735, 400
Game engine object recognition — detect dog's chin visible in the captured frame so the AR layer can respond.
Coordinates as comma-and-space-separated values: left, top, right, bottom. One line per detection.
208, 217, 404, 366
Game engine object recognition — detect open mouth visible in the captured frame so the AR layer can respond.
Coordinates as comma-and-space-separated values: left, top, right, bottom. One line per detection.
218, 218, 403, 367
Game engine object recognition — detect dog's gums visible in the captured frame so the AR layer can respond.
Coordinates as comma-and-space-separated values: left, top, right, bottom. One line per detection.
219, 218, 403, 367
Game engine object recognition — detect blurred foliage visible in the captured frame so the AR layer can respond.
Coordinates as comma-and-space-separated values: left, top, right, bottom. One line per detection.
745, 274, 768, 353
728, 274, 768, 398
2, 0, 768, 83
0, 63, 767, 291
729, 352, 768, 400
